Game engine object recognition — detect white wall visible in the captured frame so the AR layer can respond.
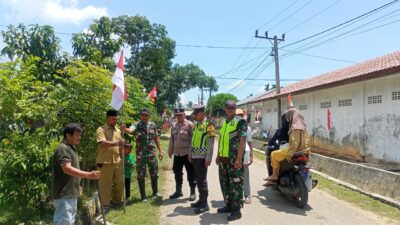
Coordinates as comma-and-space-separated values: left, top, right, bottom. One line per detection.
257, 73, 400, 164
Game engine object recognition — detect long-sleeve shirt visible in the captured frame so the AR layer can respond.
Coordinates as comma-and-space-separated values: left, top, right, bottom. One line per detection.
168, 119, 193, 156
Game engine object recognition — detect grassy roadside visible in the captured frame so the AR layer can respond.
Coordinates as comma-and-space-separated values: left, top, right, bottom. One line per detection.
253, 149, 400, 222
106, 135, 171, 225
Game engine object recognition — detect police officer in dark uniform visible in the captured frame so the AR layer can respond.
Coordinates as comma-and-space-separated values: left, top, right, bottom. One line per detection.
189, 104, 215, 214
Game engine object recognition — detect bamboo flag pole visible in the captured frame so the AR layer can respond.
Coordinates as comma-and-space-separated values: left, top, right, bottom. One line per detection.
121, 105, 126, 213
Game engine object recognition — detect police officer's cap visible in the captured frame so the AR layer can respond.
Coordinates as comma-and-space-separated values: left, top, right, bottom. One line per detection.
193, 104, 205, 113
140, 108, 150, 115
174, 108, 185, 114
106, 109, 118, 117
225, 100, 237, 108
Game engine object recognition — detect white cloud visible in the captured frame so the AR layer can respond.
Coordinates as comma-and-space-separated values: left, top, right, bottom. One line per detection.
1, 0, 108, 25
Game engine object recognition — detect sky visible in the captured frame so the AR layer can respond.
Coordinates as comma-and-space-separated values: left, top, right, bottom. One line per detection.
1, 0, 400, 106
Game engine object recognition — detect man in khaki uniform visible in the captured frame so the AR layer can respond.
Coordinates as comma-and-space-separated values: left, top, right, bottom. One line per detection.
168, 108, 196, 201
96, 109, 125, 210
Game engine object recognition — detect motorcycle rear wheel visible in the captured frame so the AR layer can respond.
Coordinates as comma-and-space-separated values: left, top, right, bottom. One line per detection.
293, 174, 308, 208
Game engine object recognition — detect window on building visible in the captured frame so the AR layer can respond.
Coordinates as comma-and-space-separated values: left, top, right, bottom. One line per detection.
338, 99, 352, 107
392, 91, 400, 100
368, 95, 382, 104
299, 105, 307, 110
266, 108, 271, 113
320, 101, 331, 108
273, 108, 278, 112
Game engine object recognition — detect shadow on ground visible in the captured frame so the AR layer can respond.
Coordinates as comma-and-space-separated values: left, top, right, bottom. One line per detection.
256, 188, 312, 216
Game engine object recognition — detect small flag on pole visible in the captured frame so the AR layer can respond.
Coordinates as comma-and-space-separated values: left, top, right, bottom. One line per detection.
147, 86, 157, 104
288, 93, 293, 107
110, 51, 126, 110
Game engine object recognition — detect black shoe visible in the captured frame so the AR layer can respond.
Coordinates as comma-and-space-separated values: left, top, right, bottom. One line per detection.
227, 210, 242, 221
194, 203, 209, 214
190, 200, 201, 208
169, 191, 183, 199
217, 205, 231, 213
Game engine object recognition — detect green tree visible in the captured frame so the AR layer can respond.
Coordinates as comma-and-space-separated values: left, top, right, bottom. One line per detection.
1, 23, 68, 82
0, 58, 59, 223
206, 93, 238, 116
71, 17, 122, 69
72, 16, 216, 112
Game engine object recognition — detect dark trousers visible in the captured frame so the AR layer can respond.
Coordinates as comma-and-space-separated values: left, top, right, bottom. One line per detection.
125, 178, 131, 199
172, 155, 196, 190
192, 158, 208, 194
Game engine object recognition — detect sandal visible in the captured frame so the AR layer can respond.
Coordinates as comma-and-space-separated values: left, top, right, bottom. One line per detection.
263, 181, 276, 187
265, 177, 278, 182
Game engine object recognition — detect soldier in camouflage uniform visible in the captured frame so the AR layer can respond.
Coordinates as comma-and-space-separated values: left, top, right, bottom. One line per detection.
216, 100, 247, 221
122, 108, 164, 202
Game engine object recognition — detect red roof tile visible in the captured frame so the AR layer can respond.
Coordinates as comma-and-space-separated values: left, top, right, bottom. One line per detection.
254, 50, 400, 103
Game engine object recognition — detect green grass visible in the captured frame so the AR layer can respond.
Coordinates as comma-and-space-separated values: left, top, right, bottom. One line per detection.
253, 149, 400, 223
105, 135, 171, 225
314, 174, 400, 222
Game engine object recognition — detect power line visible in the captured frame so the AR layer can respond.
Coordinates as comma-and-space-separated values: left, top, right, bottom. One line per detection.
176, 44, 266, 49
215, 50, 268, 77
281, 0, 400, 49
284, 0, 342, 34
257, 0, 300, 30
279, 49, 356, 63
225, 56, 271, 93
214, 76, 303, 81
268, 0, 315, 31
281, 6, 400, 59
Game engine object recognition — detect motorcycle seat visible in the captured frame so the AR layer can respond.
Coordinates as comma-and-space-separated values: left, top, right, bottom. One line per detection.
292, 148, 311, 157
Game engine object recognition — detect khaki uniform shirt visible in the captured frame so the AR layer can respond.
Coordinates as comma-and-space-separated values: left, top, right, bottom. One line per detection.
168, 119, 193, 156
96, 124, 122, 164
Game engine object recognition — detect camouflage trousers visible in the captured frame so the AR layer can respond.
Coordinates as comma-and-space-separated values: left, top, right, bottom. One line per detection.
136, 154, 158, 180
218, 159, 244, 210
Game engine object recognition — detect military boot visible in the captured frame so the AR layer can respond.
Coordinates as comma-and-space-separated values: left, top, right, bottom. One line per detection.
217, 204, 231, 213
169, 185, 183, 199
190, 198, 201, 208
151, 177, 162, 198
138, 179, 147, 202
227, 209, 242, 221
194, 191, 209, 214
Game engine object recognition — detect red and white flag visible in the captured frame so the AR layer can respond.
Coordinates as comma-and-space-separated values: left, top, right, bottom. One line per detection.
288, 93, 293, 107
110, 51, 127, 110
327, 108, 331, 130
147, 86, 157, 104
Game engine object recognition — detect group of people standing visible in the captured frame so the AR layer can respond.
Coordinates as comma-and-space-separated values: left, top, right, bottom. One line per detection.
167, 100, 253, 221
52, 97, 309, 224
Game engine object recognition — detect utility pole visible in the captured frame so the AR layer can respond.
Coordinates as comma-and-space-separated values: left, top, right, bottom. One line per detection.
255, 30, 285, 127
201, 88, 204, 105
203, 88, 212, 118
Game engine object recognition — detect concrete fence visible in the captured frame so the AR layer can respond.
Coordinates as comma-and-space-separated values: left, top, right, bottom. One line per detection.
309, 153, 400, 204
